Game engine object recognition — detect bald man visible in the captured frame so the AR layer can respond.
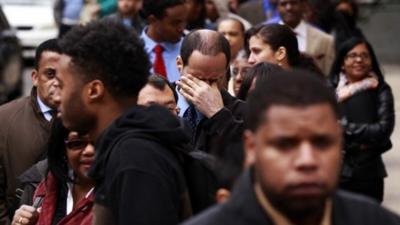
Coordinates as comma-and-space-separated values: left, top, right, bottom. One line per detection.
176, 29, 246, 153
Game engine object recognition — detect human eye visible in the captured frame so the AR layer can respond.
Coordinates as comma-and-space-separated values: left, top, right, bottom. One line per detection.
45, 69, 56, 79
229, 32, 239, 37
269, 137, 298, 151
347, 53, 356, 58
232, 68, 239, 76
241, 67, 250, 76
360, 53, 370, 60
251, 48, 260, 55
311, 135, 335, 150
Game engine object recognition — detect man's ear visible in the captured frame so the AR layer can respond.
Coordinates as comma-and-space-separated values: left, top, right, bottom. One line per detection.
275, 46, 287, 63
31, 70, 39, 87
243, 130, 256, 168
85, 80, 105, 103
176, 56, 183, 73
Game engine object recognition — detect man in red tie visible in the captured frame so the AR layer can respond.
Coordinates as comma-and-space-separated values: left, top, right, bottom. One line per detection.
140, 0, 188, 82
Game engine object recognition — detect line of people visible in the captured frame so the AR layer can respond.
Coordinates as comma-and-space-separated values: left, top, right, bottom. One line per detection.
0, 0, 396, 225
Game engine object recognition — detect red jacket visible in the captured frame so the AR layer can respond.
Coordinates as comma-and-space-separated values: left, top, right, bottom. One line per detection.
34, 173, 94, 225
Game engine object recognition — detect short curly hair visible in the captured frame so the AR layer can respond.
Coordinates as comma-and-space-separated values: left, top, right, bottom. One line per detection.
58, 20, 150, 99
141, 0, 186, 19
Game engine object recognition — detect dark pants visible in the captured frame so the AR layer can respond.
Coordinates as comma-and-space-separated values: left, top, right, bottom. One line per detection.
340, 178, 384, 203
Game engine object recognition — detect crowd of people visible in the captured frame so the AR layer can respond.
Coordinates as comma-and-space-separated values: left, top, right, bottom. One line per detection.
0, 0, 397, 225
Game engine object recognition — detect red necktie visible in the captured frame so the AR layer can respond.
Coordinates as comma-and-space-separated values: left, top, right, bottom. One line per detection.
153, 44, 167, 78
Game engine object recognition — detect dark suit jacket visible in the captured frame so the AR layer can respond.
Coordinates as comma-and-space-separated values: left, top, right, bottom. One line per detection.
182, 170, 400, 225
191, 90, 246, 153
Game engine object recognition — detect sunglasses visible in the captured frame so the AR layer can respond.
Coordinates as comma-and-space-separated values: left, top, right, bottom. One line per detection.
65, 138, 91, 150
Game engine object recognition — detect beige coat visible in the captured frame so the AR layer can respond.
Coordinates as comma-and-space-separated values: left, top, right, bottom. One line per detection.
0, 88, 51, 223
305, 24, 336, 76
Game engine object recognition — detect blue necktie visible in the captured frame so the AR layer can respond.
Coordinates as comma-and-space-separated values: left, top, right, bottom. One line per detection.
183, 105, 199, 142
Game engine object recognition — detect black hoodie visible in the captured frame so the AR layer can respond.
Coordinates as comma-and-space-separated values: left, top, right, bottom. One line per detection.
89, 105, 191, 225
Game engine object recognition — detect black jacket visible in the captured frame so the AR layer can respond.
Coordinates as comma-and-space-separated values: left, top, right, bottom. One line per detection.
89, 105, 190, 225
337, 82, 395, 179
182, 170, 400, 225
192, 90, 246, 153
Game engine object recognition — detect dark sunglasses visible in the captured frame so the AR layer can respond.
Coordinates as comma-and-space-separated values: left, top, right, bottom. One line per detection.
65, 138, 91, 150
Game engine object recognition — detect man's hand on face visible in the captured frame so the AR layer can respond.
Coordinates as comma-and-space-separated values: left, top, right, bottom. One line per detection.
177, 74, 224, 118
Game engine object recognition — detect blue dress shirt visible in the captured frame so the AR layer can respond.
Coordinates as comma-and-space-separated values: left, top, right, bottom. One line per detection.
140, 29, 183, 82
37, 96, 53, 122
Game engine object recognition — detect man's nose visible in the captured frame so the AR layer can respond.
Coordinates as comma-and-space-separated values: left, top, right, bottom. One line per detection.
52, 85, 62, 106
294, 142, 318, 173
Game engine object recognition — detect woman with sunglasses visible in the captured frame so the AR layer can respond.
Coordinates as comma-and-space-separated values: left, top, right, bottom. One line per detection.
12, 119, 95, 225
329, 37, 395, 203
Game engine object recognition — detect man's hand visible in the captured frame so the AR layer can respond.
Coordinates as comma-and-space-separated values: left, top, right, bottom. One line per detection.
177, 74, 224, 118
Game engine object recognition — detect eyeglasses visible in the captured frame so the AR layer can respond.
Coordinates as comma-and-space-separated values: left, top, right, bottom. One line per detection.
232, 67, 250, 78
345, 52, 370, 61
65, 138, 91, 151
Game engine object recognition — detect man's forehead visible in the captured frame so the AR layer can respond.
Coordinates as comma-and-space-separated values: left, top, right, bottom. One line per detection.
260, 104, 339, 134
60, 54, 72, 62
38, 51, 61, 65
58, 54, 78, 72
186, 51, 227, 71
164, 3, 187, 18
139, 85, 176, 103
56, 54, 77, 80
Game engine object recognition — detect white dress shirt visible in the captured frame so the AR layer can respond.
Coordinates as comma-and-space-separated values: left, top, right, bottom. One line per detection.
66, 182, 94, 214
280, 20, 307, 53
293, 20, 307, 52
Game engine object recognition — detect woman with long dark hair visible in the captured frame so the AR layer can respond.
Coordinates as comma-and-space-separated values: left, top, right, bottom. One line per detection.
246, 23, 323, 77
329, 37, 395, 203
12, 120, 95, 225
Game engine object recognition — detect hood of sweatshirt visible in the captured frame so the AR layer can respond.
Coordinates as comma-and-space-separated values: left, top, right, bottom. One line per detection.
88, 104, 190, 180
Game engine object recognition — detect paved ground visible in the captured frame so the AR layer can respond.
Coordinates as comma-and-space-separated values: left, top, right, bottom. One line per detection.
381, 64, 400, 213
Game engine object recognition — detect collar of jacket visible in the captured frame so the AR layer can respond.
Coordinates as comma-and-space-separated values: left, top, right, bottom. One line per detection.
35, 172, 94, 225
30, 87, 53, 128
222, 169, 274, 223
